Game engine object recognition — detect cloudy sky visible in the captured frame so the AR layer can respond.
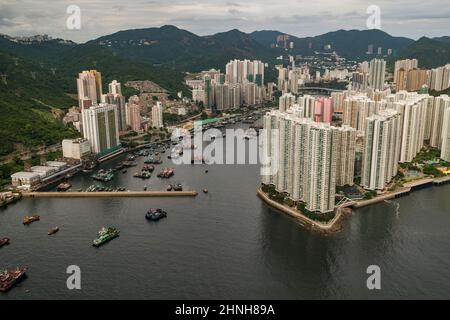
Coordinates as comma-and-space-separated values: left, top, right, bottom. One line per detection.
0, 0, 449, 42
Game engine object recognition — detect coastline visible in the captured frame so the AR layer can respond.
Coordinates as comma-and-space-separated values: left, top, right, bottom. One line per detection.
257, 175, 450, 233
256, 188, 350, 234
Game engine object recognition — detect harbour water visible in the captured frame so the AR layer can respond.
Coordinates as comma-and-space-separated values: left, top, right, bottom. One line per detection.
1, 124, 450, 299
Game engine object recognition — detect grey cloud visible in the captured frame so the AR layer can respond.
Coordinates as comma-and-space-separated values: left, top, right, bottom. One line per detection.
0, 0, 449, 42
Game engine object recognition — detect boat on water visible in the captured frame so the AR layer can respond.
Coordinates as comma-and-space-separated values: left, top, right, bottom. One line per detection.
167, 184, 173, 191
144, 155, 162, 165
122, 160, 138, 168
203, 189, 209, 194
92, 169, 114, 182
0, 267, 27, 293
92, 227, 120, 247
145, 209, 167, 221
23, 215, 40, 225
142, 165, 155, 172
173, 183, 183, 191
157, 168, 174, 179
57, 182, 72, 192
48, 227, 59, 236
0, 237, 10, 248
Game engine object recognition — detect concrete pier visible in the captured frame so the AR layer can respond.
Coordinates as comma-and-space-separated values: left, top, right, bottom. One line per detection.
23, 191, 198, 198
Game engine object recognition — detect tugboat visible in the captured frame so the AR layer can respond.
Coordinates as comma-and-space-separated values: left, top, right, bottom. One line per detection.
145, 209, 167, 221
0, 267, 27, 292
0, 237, 10, 248
23, 215, 40, 225
92, 227, 120, 247
48, 227, 59, 236
57, 182, 72, 192
173, 183, 183, 191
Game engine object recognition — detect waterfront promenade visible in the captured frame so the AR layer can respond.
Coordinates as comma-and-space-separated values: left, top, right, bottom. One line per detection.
23, 191, 198, 198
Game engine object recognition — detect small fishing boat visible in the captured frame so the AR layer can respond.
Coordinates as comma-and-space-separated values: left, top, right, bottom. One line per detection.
48, 227, 59, 236
23, 215, 40, 225
0, 237, 10, 248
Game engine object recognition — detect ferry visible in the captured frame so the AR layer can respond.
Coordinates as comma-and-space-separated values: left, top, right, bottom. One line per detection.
92, 227, 120, 247
0, 267, 27, 293
145, 209, 167, 221
23, 215, 40, 225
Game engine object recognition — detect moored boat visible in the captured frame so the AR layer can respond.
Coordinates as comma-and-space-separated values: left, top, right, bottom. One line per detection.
23, 215, 40, 225
57, 182, 72, 192
173, 183, 183, 191
0, 267, 27, 293
167, 184, 173, 191
92, 169, 114, 182
157, 168, 174, 179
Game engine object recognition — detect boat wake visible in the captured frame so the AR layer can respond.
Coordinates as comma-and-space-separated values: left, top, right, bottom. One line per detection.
384, 200, 400, 217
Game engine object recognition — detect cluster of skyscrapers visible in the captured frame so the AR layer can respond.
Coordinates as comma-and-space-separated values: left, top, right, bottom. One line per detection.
188, 60, 271, 111
76, 70, 164, 157
263, 84, 450, 214
394, 59, 450, 92
262, 110, 356, 213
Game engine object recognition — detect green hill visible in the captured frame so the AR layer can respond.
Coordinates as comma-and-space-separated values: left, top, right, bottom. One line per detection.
0, 50, 79, 156
250, 29, 414, 60
397, 37, 450, 68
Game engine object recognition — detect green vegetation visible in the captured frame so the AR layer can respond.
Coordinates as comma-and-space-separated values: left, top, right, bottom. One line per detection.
396, 37, 450, 69
423, 165, 444, 178
261, 184, 335, 223
363, 190, 378, 200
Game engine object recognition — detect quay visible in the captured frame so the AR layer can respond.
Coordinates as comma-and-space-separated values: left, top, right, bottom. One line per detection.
22, 191, 198, 198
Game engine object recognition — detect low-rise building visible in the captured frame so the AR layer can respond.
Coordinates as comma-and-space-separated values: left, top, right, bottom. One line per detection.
30, 166, 57, 178
11, 172, 41, 189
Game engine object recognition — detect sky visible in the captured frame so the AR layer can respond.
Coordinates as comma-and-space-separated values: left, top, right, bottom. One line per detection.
0, 0, 449, 42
